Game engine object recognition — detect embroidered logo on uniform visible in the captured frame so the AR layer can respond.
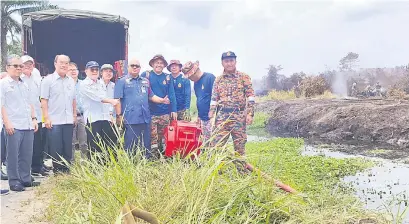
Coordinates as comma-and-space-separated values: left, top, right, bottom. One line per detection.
126, 78, 131, 84
227, 51, 231, 56
202, 84, 204, 90
163, 80, 166, 85
178, 83, 182, 88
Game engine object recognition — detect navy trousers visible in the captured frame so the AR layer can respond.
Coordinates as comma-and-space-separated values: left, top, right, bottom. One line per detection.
47, 124, 73, 173
124, 123, 151, 158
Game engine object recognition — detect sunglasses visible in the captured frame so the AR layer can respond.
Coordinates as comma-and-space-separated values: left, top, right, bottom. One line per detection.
130, 64, 140, 68
90, 68, 99, 72
8, 64, 24, 69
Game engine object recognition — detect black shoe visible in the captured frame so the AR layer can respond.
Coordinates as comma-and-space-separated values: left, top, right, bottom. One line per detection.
1, 170, 8, 180
43, 165, 52, 172
43, 163, 52, 171
10, 184, 25, 192
22, 181, 40, 187
1, 189, 9, 195
53, 168, 70, 175
32, 168, 50, 178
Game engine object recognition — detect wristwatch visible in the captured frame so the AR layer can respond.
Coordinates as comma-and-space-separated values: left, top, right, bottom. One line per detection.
32, 117, 37, 120
116, 113, 123, 117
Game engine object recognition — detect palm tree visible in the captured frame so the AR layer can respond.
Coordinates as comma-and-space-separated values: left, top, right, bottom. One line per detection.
1, 0, 58, 70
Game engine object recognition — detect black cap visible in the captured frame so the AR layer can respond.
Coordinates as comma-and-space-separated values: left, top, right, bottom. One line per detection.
221, 51, 237, 60
85, 61, 99, 68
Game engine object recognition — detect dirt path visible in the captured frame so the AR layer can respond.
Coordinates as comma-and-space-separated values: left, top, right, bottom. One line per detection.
0, 177, 50, 224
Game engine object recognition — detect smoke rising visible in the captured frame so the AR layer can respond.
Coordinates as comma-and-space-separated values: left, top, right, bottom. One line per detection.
331, 71, 349, 97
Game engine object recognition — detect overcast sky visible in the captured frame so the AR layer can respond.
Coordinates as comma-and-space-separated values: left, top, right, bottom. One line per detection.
49, 0, 409, 79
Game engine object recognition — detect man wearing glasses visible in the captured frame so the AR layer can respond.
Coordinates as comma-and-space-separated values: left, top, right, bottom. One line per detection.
67, 62, 87, 159
114, 58, 170, 158
40, 55, 76, 174
1, 55, 39, 191
142, 54, 177, 158
20, 55, 49, 178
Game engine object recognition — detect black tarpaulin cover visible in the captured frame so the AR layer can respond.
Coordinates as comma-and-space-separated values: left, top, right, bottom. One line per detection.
22, 9, 129, 77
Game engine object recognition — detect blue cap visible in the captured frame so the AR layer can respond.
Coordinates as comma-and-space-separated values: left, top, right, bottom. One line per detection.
221, 51, 237, 60
85, 61, 99, 68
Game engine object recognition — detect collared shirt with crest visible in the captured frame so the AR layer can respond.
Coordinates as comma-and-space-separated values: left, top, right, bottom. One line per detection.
172, 74, 191, 111
193, 72, 215, 121
21, 72, 42, 122
210, 70, 256, 116
114, 74, 153, 125
79, 77, 111, 123
99, 79, 115, 115
0, 76, 33, 130
141, 71, 177, 116
40, 72, 76, 125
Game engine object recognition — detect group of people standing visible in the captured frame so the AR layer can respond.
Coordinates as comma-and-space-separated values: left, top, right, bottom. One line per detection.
0, 51, 256, 194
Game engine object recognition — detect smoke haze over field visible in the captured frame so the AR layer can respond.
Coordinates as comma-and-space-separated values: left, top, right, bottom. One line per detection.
332, 72, 349, 97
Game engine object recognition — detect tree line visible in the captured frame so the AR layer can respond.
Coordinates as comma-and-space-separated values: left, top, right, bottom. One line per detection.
257, 52, 409, 97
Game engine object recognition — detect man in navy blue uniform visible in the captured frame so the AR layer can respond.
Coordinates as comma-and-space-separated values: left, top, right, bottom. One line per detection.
167, 60, 191, 121
182, 61, 215, 143
141, 54, 177, 157
114, 58, 170, 158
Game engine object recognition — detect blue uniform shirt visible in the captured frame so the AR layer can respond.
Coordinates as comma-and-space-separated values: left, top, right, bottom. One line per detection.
194, 72, 215, 121
171, 74, 191, 111
114, 74, 153, 125
141, 71, 177, 116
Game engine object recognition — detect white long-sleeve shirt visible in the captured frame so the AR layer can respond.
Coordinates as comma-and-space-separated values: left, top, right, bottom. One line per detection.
79, 77, 111, 123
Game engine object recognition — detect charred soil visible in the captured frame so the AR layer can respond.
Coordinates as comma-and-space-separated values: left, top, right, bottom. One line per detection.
256, 98, 409, 159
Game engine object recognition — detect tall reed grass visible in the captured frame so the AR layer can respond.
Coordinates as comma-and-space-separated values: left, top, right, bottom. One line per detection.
42, 135, 389, 223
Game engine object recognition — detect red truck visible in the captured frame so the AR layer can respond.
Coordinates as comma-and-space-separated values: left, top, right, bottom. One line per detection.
22, 9, 129, 80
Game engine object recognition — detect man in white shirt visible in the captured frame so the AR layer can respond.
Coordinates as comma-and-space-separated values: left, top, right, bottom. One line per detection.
20, 55, 49, 177
67, 62, 87, 159
40, 55, 76, 174
79, 61, 118, 159
1, 55, 38, 191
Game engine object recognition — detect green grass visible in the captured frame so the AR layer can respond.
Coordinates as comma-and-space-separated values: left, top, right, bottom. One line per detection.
40, 134, 390, 223
247, 112, 270, 137
190, 94, 198, 119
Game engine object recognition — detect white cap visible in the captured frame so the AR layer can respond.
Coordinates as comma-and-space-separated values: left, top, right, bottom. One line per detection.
21, 55, 34, 64
101, 64, 114, 70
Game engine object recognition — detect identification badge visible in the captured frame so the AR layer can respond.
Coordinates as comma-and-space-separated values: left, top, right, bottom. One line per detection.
178, 83, 182, 88
202, 84, 204, 90
141, 86, 146, 93
163, 80, 166, 85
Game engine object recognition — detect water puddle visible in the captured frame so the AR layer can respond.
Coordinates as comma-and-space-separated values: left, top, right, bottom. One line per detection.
302, 146, 409, 223
247, 135, 271, 142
